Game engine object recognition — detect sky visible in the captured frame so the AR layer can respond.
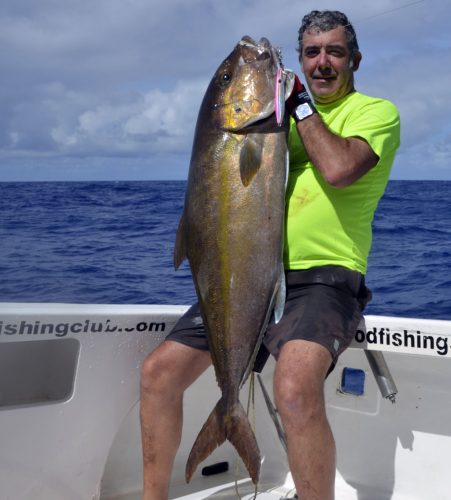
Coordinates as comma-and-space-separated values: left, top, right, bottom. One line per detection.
0, 0, 450, 181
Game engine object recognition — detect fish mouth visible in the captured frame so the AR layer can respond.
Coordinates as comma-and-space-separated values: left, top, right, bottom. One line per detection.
218, 36, 287, 131
238, 36, 279, 66
238, 36, 271, 49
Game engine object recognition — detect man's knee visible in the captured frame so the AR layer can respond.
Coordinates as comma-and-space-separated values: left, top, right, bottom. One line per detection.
274, 340, 330, 427
140, 341, 211, 396
274, 372, 325, 424
140, 346, 170, 394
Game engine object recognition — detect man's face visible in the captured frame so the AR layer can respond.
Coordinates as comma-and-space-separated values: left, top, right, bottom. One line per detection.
300, 25, 360, 105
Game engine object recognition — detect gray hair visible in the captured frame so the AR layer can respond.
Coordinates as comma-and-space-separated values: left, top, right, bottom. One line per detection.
297, 10, 359, 57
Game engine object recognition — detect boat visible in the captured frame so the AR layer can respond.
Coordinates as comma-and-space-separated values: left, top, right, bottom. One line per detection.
1, 301, 451, 499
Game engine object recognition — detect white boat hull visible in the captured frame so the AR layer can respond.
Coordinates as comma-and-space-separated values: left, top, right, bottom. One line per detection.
1, 303, 451, 499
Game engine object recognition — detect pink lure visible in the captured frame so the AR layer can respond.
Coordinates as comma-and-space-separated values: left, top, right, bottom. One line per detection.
274, 67, 286, 127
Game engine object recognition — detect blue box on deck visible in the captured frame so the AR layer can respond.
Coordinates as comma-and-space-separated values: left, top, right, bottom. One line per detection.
340, 367, 365, 396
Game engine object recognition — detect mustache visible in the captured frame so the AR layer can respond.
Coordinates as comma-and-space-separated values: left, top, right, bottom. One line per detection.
312, 72, 337, 79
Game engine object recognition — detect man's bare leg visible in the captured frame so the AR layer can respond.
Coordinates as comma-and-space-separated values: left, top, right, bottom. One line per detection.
140, 341, 211, 500
274, 339, 335, 500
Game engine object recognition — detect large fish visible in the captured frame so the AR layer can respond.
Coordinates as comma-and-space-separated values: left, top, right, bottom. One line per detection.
174, 36, 294, 485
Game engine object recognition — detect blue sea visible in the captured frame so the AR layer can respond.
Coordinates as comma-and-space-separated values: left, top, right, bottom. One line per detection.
1, 180, 450, 320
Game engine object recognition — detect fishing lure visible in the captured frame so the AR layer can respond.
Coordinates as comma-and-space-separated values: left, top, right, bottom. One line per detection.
274, 66, 286, 127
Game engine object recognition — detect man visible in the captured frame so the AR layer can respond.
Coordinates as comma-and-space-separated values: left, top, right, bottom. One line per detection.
140, 10, 400, 500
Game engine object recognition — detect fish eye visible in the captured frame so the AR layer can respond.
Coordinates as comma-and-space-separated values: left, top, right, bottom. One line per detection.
218, 72, 232, 87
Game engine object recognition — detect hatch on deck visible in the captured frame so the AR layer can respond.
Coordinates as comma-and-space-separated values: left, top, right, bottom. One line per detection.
0, 338, 79, 409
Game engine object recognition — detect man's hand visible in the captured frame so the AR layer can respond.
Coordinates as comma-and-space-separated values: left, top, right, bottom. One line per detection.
286, 75, 317, 122
286, 75, 313, 113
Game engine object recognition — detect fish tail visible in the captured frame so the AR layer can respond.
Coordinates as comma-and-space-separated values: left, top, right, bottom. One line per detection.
185, 399, 261, 484
225, 401, 261, 484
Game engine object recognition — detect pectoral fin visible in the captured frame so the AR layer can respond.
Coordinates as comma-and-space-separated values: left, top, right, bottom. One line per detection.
239, 136, 263, 187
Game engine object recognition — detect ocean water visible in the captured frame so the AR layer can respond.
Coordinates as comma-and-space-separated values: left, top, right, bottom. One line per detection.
1, 180, 450, 320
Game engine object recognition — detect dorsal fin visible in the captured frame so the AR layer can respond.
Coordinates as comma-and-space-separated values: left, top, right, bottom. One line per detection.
173, 212, 187, 270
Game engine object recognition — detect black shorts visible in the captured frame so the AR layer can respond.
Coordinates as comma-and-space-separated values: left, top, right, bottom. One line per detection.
166, 265, 372, 372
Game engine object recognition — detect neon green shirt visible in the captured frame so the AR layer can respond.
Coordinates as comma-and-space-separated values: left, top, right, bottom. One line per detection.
284, 91, 400, 274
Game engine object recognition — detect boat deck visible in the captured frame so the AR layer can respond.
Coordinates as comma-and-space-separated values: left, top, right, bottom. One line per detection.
104, 476, 296, 500
2, 304, 451, 499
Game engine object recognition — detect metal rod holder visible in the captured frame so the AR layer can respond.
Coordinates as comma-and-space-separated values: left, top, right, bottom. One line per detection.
365, 350, 398, 403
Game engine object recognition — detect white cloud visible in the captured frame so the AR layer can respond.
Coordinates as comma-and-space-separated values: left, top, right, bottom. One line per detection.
47, 79, 206, 156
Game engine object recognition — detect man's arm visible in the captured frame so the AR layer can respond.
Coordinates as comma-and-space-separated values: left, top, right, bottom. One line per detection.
295, 115, 379, 188
287, 75, 379, 188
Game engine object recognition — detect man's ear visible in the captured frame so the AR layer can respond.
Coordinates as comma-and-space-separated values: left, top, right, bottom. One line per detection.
350, 51, 362, 71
